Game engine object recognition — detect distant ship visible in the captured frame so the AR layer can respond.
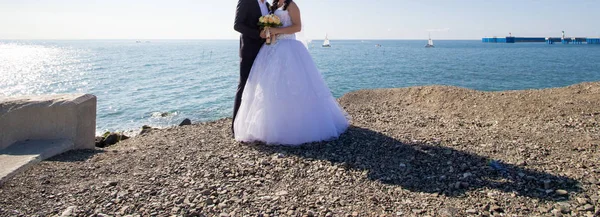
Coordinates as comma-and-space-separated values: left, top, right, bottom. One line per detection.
425, 33, 434, 48
322, 34, 331, 47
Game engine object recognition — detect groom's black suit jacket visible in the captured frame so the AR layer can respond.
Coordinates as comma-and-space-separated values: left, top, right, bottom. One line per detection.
232, 0, 270, 134
234, 0, 269, 59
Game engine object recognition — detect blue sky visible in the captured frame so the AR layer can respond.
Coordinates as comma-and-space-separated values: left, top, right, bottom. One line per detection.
0, 0, 599, 40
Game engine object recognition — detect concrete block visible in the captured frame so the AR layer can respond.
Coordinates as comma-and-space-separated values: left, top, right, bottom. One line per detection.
0, 94, 97, 150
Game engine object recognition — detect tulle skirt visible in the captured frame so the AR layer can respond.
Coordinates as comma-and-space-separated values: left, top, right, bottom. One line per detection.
233, 39, 349, 146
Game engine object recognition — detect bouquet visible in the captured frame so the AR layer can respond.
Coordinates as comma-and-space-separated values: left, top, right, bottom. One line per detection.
258, 14, 283, 45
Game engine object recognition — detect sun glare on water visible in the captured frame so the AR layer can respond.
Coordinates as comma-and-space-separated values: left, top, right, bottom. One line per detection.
0, 42, 88, 97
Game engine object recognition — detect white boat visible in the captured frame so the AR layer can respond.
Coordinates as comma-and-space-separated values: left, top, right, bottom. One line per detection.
322, 34, 331, 47
425, 33, 434, 48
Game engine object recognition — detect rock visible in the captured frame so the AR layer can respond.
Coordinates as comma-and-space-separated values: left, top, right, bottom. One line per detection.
462, 172, 472, 179
580, 204, 594, 211
412, 209, 425, 214
119, 206, 130, 215
261, 159, 270, 166
220, 213, 230, 217
542, 180, 552, 189
351, 211, 359, 217
95, 136, 106, 148
465, 209, 477, 214
275, 190, 289, 196
577, 197, 591, 205
439, 207, 457, 216
555, 189, 568, 196
206, 198, 214, 205
201, 189, 211, 195
104, 133, 129, 146
179, 118, 192, 126
490, 205, 503, 213
551, 208, 562, 215
140, 125, 153, 135
60, 206, 77, 217
104, 181, 118, 187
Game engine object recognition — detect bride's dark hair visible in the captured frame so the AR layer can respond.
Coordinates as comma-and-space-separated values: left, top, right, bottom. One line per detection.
271, 0, 292, 13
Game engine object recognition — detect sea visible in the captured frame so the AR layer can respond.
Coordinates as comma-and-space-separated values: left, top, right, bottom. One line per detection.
1, 40, 599, 134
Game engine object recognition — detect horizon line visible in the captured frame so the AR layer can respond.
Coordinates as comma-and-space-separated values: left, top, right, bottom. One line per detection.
1, 38, 484, 41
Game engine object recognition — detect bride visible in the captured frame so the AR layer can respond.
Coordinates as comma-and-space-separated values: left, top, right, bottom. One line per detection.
233, 0, 349, 146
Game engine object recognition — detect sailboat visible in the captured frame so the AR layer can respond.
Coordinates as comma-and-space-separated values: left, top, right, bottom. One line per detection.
322, 34, 331, 47
425, 33, 434, 48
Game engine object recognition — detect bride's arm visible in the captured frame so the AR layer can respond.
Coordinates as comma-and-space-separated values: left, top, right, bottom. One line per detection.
270, 2, 302, 35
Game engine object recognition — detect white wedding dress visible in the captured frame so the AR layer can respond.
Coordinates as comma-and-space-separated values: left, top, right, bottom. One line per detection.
233, 9, 349, 146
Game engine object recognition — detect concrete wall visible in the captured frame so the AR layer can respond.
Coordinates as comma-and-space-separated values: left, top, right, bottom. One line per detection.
0, 94, 96, 150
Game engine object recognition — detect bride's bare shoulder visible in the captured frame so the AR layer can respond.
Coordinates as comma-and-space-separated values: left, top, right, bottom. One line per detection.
288, 1, 299, 10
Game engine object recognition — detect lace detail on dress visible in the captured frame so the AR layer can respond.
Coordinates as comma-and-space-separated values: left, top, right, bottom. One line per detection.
274, 10, 292, 28
274, 10, 295, 41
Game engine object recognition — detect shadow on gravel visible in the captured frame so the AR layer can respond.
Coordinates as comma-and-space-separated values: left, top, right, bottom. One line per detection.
253, 126, 580, 201
46, 149, 105, 162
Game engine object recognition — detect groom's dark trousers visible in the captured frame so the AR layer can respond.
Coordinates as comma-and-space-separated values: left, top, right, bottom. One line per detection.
233, 0, 267, 136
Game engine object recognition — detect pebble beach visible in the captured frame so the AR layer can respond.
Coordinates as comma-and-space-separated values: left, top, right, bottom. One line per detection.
1, 82, 599, 216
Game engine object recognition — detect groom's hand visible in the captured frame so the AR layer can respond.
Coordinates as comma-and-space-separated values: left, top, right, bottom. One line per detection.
260, 30, 267, 39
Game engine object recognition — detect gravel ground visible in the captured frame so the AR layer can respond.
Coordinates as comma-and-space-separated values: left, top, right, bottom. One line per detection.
1, 82, 599, 217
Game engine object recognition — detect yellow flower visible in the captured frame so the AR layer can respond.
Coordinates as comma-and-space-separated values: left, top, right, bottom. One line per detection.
259, 17, 265, 23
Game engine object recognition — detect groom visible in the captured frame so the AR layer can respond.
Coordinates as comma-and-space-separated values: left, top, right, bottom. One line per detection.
232, 0, 271, 136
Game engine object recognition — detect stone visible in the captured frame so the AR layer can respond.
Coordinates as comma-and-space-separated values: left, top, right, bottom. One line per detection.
140, 125, 153, 135
276, 190, 289, 196
555, 189, 568, 196
95, 136, 106, 148
412, 209, 425, 214
179, 118, 192, 126
465, 209, 477, 214
206, 198, 214, 205
543, 180, 552, 189
490, 205, 503, 213
104, 133, 129, 146
60, 206, 77, 217
581, 204, 594, 211
104, 181, 119, 187
463, 172, 472, 179
577, 197, 591, 204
